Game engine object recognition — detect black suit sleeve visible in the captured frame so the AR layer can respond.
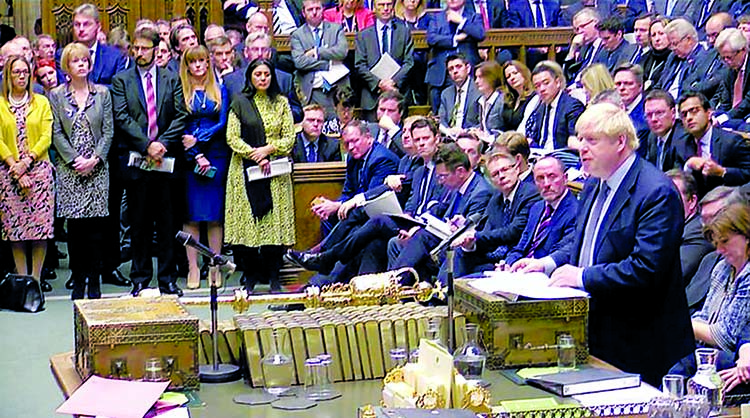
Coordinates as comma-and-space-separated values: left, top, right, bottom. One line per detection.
111, 74, 151, 154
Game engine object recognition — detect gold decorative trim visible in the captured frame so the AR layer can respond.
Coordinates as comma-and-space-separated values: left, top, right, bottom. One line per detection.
416, 387, 445, 409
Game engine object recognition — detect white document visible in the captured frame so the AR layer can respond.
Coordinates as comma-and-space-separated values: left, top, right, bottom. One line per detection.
420, 213, 452, 240
245, 158, 293, 182
572, 382, 662, 407
128, 151, 175, 173
363, 190, 403, 217
468, 271, 590, 299
321, 62, 350, 85
370, 52, 401, 81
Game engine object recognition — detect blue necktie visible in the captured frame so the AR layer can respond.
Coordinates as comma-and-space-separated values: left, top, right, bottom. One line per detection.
534, 0, 544, 28
657, 139, 666, 170
314, 28, 322, 47
307, 142, 317, 162
447, 192, 463, 218
381, 24, 389, 55
579, 182, 611, 267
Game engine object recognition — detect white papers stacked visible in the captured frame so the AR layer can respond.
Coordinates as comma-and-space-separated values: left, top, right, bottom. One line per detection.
468, 271, 589, 299
245, 158, 293, 182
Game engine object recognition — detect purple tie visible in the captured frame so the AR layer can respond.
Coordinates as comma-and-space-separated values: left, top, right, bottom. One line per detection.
145, 72, 157, 141
527, 204, 553, 258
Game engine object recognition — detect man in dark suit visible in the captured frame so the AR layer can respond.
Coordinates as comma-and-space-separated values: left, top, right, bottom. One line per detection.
630, 13, 653, 65
167, 24, 199, 73
713, 28, 750, 122
563, 7, 603, 81
207, 35, 236, 80
466, 0, 508, 28
527, 60, 585, 150
563, 0, 646, 31
60, 3, 127, 87
310, 120, 400, 226
506, 0, 561, 28
368, 91, 407, 158
290, 0, 349, 115
450, 150, 541, 276
388, 143, 494, 282
439, 54, 482, 138
678, 91, 750, 195
224, 32, 303, 123
614, 63, 649, 143
111, 26, 188, 296
354, 0, 415, 120
593, 17, 638, 71
513, 102, 695, 386
425, 0, 486, 113
504, 156, 580, 266
666, 169, 714, 296
642, 89, 688, 171
287, 117, 438, 279
292, 104, 342, 163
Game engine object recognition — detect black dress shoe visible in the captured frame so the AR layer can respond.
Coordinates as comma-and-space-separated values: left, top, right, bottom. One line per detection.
131, 282, 147, 296
102, 269, 132, 287
65, 277, 75, 290
40, 280, 52, 292
41, 268, 57, 281
159, 282, 183, 297
284, 250, 327, 272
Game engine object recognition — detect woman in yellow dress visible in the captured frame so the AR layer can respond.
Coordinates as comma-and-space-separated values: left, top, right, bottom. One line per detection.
225, 58, 295, 293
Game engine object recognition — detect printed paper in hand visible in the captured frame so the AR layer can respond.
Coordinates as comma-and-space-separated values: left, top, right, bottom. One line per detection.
363, 190, 403, 217
321, 63, 350, 85
245, 158, 293, 182
56, 375, 169, 418
370, 53, 401, 81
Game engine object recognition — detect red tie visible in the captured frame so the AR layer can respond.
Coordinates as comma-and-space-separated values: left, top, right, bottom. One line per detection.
145, 72, 158, 141
734, 68, 745, 108
478, 1, 490, 29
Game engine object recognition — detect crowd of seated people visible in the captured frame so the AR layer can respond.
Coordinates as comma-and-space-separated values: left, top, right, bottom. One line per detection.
1, 0, 750, 388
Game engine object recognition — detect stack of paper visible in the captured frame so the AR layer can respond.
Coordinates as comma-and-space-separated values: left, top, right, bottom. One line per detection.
467, 272, 589, 299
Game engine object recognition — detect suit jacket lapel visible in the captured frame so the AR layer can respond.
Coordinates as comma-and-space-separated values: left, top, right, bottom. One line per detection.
131, 67, 148, 115
156, 67, 169, 115
573, 179, 598, 264
593, 158, 640, 256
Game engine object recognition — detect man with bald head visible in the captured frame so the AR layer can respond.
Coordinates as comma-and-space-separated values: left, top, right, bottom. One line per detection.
513, 102, 694, 386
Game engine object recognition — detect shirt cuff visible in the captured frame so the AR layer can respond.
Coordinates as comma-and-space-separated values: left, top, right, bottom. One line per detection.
351, 193, 366, 206
541, 256, 557, 276
715, 113, 729, 125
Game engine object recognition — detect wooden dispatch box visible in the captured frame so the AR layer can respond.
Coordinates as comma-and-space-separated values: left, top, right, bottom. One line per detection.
74, 296, 200, 390
454, 279, 589, 369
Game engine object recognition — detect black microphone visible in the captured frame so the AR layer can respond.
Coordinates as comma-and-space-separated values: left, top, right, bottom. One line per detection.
175, 231, 236, 272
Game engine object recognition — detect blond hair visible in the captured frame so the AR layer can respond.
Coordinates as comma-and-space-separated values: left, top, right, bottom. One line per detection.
575, 102, 639, 150
180, 45, 221, 111
60, 42, 92, 77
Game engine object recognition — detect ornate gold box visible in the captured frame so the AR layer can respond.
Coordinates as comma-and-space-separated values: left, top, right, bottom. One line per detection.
73, 296, 200, 390
454, 279, 588, 369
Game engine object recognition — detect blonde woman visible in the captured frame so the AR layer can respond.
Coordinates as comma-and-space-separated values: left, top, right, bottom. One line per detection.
49, 43, 113, 299
580, 63, 615, 103
0, 56, 54, 288
179, 45, 230, 289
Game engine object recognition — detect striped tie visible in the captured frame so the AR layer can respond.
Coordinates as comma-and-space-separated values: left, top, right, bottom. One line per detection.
527, 204, 553, 258
145, 72, 158, 141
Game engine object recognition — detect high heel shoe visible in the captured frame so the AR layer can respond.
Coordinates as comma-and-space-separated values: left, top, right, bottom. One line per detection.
209, 266, 222, 288
187, 269, 200, 290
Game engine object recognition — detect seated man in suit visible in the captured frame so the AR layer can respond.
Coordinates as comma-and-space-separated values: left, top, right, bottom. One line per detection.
593, 17, 638, 72
354, 0, 415, 121
224, 32, 303, 123
309, 120, 400, 228
678, 91, 750, 195
449, 150, 540, 276
388, 142, 494, 282
642, 89, 688, 171
292, 104, 342, 163
439, 53, 482, 139
666, 169, 715, 306
291, 0, 349, 116
503, 156, 580, 267
506, 0, 560, 28
526, 60, 585, 151
425, 0, 486, 113
613, 63, 648, 144
369, 91, 407, 158
713, 28, 750, 124
287, 117, 442, 279
513, 102, 694, 386
630, 13, 653, 65
60, 3, 127, 87
658, 18, 722, 101
111, 26, 188, 297
563, 7, 603, 82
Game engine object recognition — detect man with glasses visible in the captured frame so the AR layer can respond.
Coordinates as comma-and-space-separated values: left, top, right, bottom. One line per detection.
642, 89, 687, 171
224, 32, 303, 122
713, 28, 750, 126
677, 91, 750, 195
563, 7, 601, 81
613, 63, 648, 143
355, 0, 414, 122
111, 26, 188, 296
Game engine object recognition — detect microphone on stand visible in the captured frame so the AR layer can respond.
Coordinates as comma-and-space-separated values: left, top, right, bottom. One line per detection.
175, 231, 236, 273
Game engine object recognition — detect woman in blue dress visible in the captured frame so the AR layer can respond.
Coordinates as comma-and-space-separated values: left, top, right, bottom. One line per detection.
179, 45, 229, 289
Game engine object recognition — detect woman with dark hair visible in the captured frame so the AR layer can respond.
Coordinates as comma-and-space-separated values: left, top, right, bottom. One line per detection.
473, 61, 505, 139
499, 60, 537, 131
48, 43, 113, 299
0, 55, 54, 288
179, 45, 230, 290
641, 16, 671, 90
224, 59, 295, 294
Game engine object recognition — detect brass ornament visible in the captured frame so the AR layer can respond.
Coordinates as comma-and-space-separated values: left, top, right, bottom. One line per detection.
415, 388, 445, 409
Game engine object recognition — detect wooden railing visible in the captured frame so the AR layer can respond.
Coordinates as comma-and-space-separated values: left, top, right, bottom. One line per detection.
272, 27, 575, 63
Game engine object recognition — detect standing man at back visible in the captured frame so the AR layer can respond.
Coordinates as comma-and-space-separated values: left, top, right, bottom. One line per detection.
111, 26, 188, 296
